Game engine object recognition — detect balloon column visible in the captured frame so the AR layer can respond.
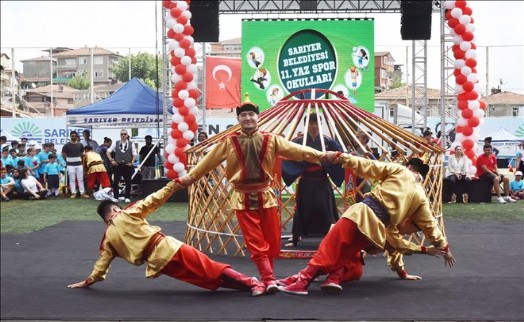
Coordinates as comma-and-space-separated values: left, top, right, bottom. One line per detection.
162, 0, 199, 179
444, 0, 487, 176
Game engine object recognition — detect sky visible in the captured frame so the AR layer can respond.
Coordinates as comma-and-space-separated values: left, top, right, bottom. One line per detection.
1, 0, 523, 95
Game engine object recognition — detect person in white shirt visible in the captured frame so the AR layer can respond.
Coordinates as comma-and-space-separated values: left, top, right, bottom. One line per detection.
447, 145, 471, 203
20, 168, 47, 200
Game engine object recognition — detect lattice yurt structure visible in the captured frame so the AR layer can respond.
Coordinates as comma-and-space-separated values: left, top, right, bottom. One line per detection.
184, 89, 445, 257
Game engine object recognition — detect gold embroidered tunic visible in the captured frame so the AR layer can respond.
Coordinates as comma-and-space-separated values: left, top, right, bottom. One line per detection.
188, 129, 325, 210
84, 150, 106, 174
85, 181, 183, 284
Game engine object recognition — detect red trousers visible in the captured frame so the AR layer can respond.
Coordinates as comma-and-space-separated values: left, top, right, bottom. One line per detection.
235, 207, 281, 261
86, 171, 111, 190
310, 218, 371, 274
160, 244, 229, 290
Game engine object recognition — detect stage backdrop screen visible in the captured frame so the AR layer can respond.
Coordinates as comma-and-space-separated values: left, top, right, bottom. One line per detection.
241, 19, 374, 112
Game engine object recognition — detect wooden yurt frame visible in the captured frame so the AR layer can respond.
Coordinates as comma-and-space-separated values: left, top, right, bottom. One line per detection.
184, 89, 445, 257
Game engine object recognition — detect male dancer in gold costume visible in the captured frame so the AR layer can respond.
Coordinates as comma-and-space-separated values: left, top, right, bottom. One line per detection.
67, 180, 266, 296
278, 155, 456, 295
177, 98, 334, 295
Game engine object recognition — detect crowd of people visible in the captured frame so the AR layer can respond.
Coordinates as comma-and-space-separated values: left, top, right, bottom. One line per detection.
0, 129, 162, 202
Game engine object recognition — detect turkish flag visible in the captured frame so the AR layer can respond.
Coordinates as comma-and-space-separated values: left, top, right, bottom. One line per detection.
205, 56, 241, 109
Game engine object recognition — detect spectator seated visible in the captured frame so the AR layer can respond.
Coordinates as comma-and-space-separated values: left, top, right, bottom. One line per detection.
442, 177, 492, 203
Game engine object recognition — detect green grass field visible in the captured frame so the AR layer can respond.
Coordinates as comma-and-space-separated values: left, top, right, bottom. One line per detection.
0, 197, 522, 233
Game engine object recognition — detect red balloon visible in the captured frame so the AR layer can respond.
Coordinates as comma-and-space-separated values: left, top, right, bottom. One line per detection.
465, 58, 477, 68
171, 90, 180, 99
164, 160, 173, 169
463, 6, 473, 16
455, 125, 463, 133
455, 0, 467, 9
457, 100, 468, 110
176, 138, 189, 147
453, 69, 462, 77
462, 139, 474, 150
179, 38, 191, 49
182, 72, 193, 83
174, 147, 185, 159
464, 149, 476, 159
186, 48, 196, 57
462, 126, 474, 136
462, 31, 474, 42
170, 7, 182, 18
174, 33, 184, 42
191, 56, 197, 64
170, 56, 181, 66
470, 17, 475, 24
445, 10, 452, 21
166, 169, 177, 179
468, 116, 480, 127
175, 64, 186, 75
447, 18, 459, 28
470, 156, 477, 165
461, 109, 473, 119
457, 93, 468, 101
188, 89, 199, 99
189, 122, 198, 132
171, 122, 178, 130
178, 106, 189, 116
162, 1, 172, 9
183, 25, 194, 36
184, 113, 196, 124
177, 15, 188, 25
470, 42, 476, 50
454, 24, 466, 35
452, 44, 460, 52
456, 74, 467, 85
453, 50, 465, 60
479, 100, 487, 110
173, 98, 184, 107
171, 128, 183, 139
185, 0, 191, 3
174, 81, 188, 92
167, 29, 176, 39
462, 81, 474, 92
466, 91, 479, 101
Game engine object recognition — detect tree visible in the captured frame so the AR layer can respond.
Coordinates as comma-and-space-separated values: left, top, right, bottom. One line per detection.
390, 75, 404, 89
67, 75, 90, 90
112, 52, 162, 88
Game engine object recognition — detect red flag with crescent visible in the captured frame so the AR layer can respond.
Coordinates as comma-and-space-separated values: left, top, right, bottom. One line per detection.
205, 56, 241, 109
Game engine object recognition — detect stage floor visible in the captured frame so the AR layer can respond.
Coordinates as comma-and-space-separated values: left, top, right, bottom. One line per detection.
1, 219, 523, 321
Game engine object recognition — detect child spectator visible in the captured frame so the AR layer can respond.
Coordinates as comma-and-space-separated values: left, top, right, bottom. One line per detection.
44, 154, 63, 198
19, 168, 47, 200
9, 149, 20, 168
1, 167, 15, 202
17, 143, 27, 157
37, 143, 51, 183
1, 147, 13, 169
24, 148, 40, 180
509, 171, 524, 200
83, 145, 111, 196
10, 168, 25, 198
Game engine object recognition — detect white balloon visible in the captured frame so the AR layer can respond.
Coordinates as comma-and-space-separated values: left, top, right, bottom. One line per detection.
454, 59, 465, 69
449, 29, 457, 37
171, 73, 182, 83
182, 130, 195, 141
465, 49, 477, 59
172, 112, 183, 123
173, 23, 184, 34
452, 35, 462, 45
458, 15, 471, 25
187, 80, 198, 90
466, 23, 476, 32
165, 143, 175, 155
178, 122, 189, 132
176, 1, 188, 11
167, 39, 178, 50
466, 158, 472, 166
187, 64, 197, 74
474, 83, 483, 93
468, 165, 476, 176
184, 97, 196, 108
190, 106, 199, 114
173, 162, 185, 172
466, 73, 478, 83
183, 144, 192, 151
181, 10, 192, 20
468, 100, 480, 110
473, 109, 485, 118
174, 48, 185, 58
178, 90, 189, 100
167, 136, 176, 144
455, 84, 465, 94
457, 118, 468, 127
181, 56, 191, 66
461, 66, 472, 76
459, 41, 471, 51
166, 18, 176, 29
451, 8, 463, 18
178, 169, 188, 177
167, 154, 179, 164
443, 1, 455, 9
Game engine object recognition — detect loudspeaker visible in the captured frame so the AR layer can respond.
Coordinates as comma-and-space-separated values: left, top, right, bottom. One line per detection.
400, 0, 433, 40
190, 0, 220, 42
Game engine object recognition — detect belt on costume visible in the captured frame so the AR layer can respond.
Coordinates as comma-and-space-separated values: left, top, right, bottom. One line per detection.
88, 160, 104, 168
362, 196, 390, 225
231, 182, 271, 193
142, 231, 166, 261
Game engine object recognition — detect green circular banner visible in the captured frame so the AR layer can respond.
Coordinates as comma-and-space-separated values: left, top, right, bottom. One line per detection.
278, 29, 337, 99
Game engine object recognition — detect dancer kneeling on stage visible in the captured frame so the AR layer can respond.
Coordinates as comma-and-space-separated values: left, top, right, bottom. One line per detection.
278, 155, 456, 295
67, 180, 266, 296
